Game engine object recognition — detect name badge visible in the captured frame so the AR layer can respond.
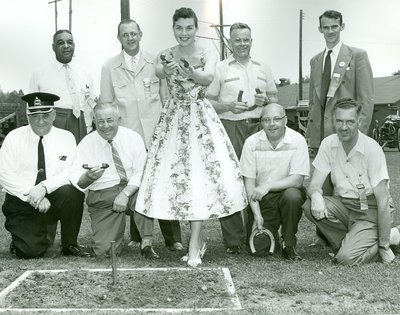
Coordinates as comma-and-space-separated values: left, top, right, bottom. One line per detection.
327, 73, 341, 98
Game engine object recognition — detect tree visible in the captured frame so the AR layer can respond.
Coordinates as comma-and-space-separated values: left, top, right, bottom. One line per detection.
392, 70, 400, 75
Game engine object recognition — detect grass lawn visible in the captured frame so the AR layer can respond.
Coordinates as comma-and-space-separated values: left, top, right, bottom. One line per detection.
0, 151, 399, 314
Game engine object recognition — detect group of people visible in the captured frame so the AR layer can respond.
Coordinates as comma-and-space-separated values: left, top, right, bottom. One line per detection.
0, 8, 399, 267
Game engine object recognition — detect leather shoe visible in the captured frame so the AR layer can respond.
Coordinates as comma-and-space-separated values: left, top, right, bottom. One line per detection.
9, 241, 16, 256
167, 242, 184, 251
226, 245, 241, 254
141, 246, 160, 259
62, 245, 91, 257
282, 246, 303, 261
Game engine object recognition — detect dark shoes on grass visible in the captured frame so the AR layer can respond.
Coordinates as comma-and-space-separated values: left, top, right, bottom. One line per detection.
282, 246, 303, 261
226, 245, 241, 254
141, 246, 160, 259
62, 245, 92, 257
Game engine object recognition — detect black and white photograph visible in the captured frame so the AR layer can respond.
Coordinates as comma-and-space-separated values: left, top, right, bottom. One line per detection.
0, 0, 399, 313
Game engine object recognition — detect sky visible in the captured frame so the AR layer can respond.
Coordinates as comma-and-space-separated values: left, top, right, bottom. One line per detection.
1, 0, 400, 96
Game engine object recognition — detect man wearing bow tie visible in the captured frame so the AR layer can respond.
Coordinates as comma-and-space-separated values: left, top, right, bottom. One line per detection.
0, 92, 90, 258
100, 19, 182, 252
307, 10, 374, 152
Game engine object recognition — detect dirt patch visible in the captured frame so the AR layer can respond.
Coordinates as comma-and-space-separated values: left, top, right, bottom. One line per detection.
0, 268, 237, 310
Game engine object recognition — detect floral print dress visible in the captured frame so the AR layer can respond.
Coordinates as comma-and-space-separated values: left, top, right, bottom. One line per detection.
135, 59, 248, 220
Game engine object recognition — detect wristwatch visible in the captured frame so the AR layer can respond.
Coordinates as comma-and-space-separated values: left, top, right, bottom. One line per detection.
379, 244, 390, 250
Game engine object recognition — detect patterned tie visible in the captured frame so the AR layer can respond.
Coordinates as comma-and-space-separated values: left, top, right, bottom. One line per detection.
320, 49, 332, 108
108, 140, 128, 184
63, 64, 81, 118
35, 136, 46, 185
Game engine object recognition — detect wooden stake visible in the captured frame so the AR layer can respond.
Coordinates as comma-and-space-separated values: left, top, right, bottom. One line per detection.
110, 241, 117, 285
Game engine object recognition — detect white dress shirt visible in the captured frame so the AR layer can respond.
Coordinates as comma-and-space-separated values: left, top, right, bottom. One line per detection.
0, 126, 77, 201
29, 60, 95, 130
240, 127, 310, 186
313, 131, 389, 199
207, 55, 278, 120
70, 126, 146, 191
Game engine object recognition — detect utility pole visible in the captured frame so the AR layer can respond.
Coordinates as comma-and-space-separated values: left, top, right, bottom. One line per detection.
299, 9, 304, 100
69, 0, 72, 31
48, 0, 63, 32
219, 0, 225, 60
121, 0, 130, 20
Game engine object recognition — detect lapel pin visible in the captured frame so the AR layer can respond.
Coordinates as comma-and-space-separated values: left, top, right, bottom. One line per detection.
339, 61, 346, 68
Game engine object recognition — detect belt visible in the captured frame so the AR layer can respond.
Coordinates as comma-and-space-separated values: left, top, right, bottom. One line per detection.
240, 117, 261, 124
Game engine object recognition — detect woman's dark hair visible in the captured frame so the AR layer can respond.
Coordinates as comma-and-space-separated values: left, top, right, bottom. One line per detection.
173, 7, 198, 28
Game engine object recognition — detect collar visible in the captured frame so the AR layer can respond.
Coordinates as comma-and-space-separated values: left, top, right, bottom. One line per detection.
330, 130, 365, 155
56, 59, 73, 71
28, 126, 52, 143
325, 41, 342, 57
96, 128, 120, 147
227, 55, 256, 66
260, 127, 290, 148
123, 50, 141, 65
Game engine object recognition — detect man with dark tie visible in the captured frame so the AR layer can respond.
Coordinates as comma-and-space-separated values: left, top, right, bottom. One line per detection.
307, 10, 374, 246
29, 30, 95, 246
70, 102, 160, 258
0, 92, 90, 258
100, 19, 182, 252
307, 10, 374, 152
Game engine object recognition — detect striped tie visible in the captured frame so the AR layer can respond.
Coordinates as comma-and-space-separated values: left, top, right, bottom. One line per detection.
108, 140, 127, 184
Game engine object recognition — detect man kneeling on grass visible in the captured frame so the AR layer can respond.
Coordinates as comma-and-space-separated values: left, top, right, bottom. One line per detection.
240, 103, 310, 260
303, 98, 400, 265
70, 102, 159, 258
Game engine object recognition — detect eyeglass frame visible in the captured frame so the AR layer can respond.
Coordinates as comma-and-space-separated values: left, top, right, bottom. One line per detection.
261, 115, 286, 124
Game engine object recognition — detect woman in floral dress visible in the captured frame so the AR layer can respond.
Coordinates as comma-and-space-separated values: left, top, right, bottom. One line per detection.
135, 7, 248, 267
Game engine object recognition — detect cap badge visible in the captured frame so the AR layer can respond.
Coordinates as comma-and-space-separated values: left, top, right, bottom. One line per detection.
34, 97, 41, 106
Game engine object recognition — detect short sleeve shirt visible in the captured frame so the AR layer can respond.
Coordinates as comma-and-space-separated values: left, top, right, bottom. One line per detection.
240, 127, 310, 185
207, 56, 277, 120
313, 131, 389, 198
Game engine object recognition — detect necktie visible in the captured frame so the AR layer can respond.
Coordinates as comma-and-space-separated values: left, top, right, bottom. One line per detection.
320, 49, 332, 108
35, 136, 46, 185
319, 49, 332, 142
131, 57, 136, 72
108, 140, 128, 184
64, 64, 81, 118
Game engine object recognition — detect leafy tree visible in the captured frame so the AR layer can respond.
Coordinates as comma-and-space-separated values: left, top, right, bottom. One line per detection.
392, 70, 400, 75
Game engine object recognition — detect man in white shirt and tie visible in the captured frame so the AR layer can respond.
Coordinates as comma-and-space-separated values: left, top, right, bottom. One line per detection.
29, 29, 95, 143
70, 102, 159, 258
0, 92, 90, 258
100, 19, 182, 252
29, 30, 95, 247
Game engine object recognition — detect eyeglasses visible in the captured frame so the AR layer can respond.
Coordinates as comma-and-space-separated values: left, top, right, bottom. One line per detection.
121, 32, 141, 39
261, 115, 286, 124
96, 118, 116, 126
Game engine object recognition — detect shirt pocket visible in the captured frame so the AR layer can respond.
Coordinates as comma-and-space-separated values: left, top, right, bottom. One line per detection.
223, 76, 240, 84
112, 80, 131, 102
149, 78, 160, 95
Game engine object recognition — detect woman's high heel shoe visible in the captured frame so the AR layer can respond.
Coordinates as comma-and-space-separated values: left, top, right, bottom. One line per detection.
182, 242, 207, 264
